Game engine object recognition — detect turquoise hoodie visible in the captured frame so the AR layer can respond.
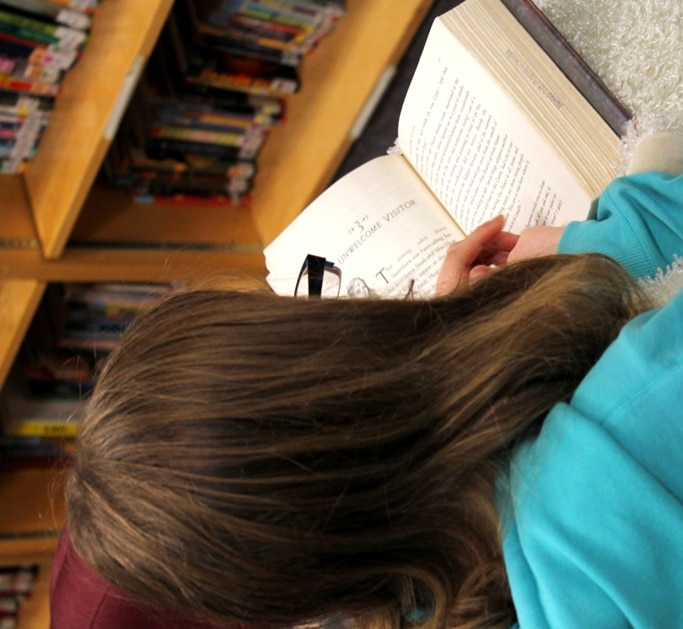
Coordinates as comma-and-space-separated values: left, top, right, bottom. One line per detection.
503, 172, 683, 627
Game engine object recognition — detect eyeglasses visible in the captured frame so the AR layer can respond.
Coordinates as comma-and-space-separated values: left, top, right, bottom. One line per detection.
294, 254, 342, 298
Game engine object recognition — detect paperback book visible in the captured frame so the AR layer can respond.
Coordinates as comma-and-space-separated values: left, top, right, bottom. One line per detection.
264, 0, 626, 298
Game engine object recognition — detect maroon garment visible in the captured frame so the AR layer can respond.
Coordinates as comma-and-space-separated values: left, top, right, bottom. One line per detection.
50, 528, 228, 629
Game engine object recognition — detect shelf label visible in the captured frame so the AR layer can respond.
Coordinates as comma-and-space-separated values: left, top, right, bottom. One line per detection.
103, 54, 145, 141
349, 65, 397, 141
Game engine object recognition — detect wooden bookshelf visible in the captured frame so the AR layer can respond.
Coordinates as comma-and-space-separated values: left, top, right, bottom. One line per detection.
3, 552, 55, 629
0, 0, 432, 388
0, 0, 433, 626
0, 466, 67, 629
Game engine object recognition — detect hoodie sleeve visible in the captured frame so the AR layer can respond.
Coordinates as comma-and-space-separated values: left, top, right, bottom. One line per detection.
558, 172, 683, 280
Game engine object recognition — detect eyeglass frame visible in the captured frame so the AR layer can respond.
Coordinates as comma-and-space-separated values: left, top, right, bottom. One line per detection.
294, 254, 342, 298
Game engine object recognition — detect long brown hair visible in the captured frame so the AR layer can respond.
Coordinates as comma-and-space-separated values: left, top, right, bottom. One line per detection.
66, 254, 648, 629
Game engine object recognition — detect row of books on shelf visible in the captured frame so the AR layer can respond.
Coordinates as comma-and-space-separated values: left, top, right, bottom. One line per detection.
97, 0, 346, 205
0, 283, 176, 463
176, 0, 346, 96
0, 564, 38, 629
0, 0, 345, 204
101, 80, 283, 205
0, 0, 99, 174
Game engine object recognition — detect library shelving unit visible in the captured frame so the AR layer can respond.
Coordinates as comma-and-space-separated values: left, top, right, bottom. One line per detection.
0, 0, 432, 626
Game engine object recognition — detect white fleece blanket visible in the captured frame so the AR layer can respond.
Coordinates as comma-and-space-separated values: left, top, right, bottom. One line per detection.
533, 0, 683, 304
533, 0, 683, 170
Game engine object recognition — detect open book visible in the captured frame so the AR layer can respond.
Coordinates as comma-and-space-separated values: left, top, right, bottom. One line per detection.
265, 0, 623, 298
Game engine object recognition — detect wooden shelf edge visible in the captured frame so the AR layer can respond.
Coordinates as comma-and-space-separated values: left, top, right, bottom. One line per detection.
0, 534, 61, 559
0, 281, 46, 388
0, 247, 266, 286
0, 465, 66, 554
0, 176, 40, 250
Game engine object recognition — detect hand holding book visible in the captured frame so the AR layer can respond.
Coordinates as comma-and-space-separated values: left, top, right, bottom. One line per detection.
435, 216, 518, 295
506, 225, 563, 264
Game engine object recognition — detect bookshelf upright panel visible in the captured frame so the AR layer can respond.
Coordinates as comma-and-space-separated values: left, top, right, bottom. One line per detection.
23, 0, 174, 259
0, 281, 45, 390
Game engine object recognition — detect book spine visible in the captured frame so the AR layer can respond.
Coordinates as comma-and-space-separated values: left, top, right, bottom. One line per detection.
204, 39, 301, 67
255, 0, 328, 22
255, 0, 345, 34
0, 0, 91, 30
0, 34, 37, 61
177, 89, 285, 119
148, 123, 247, 147
30, 47, 69, 78
128, 145, 256, 177
187, 69, 299, 96
0, 87, 54, 111
49, 0, 99, 13
145, 135, 262, 161
230, 13, 311, 42
237, 4, 319, 31
9, 419, 79, 439
22, 37, 77, 71
5, 50, 64, 83
0, 74, 59, 95
202, 26, 295, 53
0, 107, 47, 170
500, 0, 631, 136
135, 173, 251, 199
156, 109, 257, 130
0, 8, 87, 51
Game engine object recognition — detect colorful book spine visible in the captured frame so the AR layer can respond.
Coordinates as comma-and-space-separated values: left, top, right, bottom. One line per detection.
0, 0, 92, 30
0, 9, 88, 51
0, 53, 62, 84
0, 74, 59, 95
186, 68, 299, 96
0, 1, 98, 174
47, 0, 99, 12
148, 123, 249, 148
9, 419, 79, 439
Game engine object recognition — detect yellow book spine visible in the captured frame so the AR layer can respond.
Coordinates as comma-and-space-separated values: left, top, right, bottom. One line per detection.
11, 420, 79, 439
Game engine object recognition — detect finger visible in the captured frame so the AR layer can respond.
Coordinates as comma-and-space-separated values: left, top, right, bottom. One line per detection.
435, 246, 467, 296
451, 215, 507, 267
472, 230, 520, 270
484, 249, 512, 267
469, 264, 495, 284
490, 230, 520, 252
465, 215, 507, 257
476, 231, 519, 259
435, 216, 506, 295
507, 226, 564, 263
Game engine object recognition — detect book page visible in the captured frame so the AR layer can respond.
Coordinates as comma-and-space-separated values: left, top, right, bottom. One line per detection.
397, 3, 618, 236
265, 155, 464, 298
